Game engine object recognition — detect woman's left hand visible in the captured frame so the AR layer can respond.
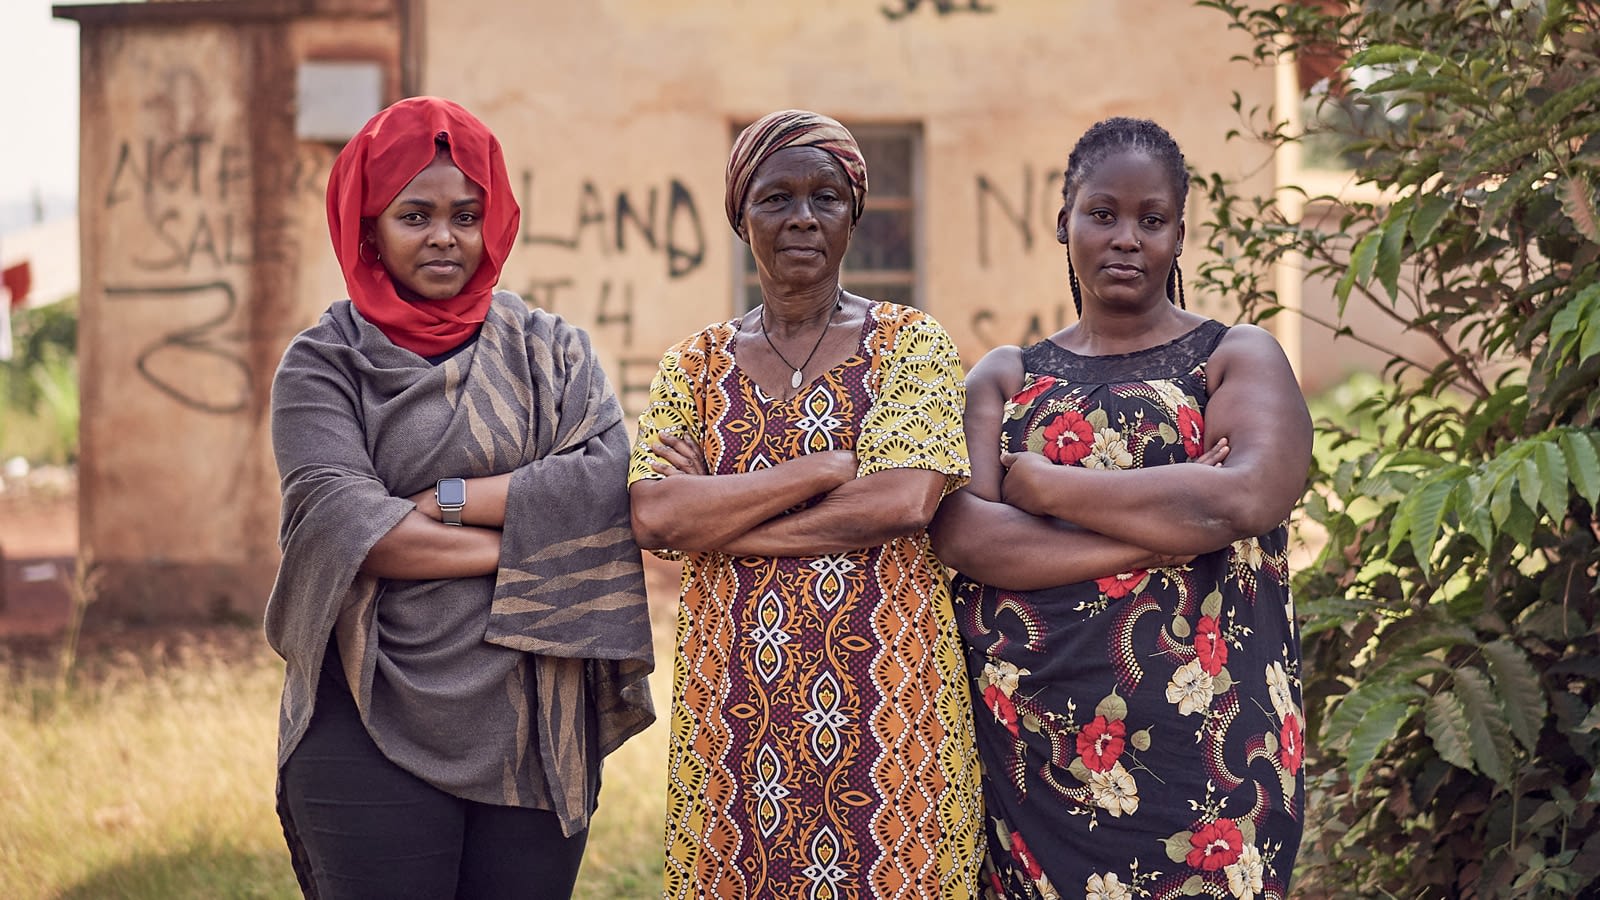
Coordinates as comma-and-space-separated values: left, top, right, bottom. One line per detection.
408, 486, 442, 521
998, 451, 1056, 516
648, 432, 710, 477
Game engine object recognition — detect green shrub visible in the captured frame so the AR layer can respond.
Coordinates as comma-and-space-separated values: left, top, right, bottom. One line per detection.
1195, 1, 1600, 896
1, 297, 79, 465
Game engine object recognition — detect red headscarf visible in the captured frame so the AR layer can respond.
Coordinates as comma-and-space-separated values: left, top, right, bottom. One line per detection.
325, 97, 521, 356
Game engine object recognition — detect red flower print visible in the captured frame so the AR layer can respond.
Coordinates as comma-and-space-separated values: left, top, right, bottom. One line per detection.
1041, 411, 1094, 466
1177, 405, 1205, 459
1010, 374, 1058, 410
1195, 616, 1228, 676
1010, 830, 1044, 880
984, 684, 1020, 737
1095, 569, 1146, 600
1280, 712, 1304, 773
1187, 819, 1244, 870
1076, 715, 1127, 772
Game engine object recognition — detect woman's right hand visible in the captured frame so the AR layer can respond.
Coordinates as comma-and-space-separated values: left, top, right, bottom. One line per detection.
803, 449, 860, 485
648, 432, 711, 477
1193, 437, 1229, 467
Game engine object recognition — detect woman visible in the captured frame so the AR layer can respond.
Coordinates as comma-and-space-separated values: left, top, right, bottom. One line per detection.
628, 109, 984, 898
932, 118, 1312, 900
265, 97, 653, 900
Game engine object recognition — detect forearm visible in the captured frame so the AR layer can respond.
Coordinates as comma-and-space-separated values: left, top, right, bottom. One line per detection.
630, 456, 850, 551
1021, 464, 1280, 556
359, 510, 501, 578
720, 468, 943, 557
412, 473, 512, 528
931, 490, 1170, 590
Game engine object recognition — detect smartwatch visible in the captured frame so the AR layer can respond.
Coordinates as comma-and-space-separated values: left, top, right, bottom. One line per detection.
435, 477, 467, 526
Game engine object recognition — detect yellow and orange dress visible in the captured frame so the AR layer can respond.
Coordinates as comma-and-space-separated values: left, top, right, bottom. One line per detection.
630, 302, 984, 899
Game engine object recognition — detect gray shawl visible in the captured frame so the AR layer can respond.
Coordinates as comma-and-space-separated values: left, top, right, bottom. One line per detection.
265, 291, 653, 836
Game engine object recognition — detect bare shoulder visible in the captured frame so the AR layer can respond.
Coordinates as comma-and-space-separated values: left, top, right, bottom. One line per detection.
1211, 323, 1295, 386
967, 345, 1026, 400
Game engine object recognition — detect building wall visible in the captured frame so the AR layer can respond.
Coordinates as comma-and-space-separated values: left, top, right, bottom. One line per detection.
66, 0, 1276, 621
417, 0, 1278, 409
70, 2, 403, 620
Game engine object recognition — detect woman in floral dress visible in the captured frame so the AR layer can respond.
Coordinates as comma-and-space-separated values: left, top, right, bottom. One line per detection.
932, 118, 1312, 900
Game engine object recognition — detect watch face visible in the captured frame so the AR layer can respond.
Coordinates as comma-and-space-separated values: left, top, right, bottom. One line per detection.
436, 478, 466, 507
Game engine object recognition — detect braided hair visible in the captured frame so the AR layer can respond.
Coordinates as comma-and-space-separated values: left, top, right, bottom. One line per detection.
1059, 117, 1189, 314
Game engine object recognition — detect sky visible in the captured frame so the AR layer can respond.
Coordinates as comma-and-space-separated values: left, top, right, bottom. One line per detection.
0, 0, 81, 234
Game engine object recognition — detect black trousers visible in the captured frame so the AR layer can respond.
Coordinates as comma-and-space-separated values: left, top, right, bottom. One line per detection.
279, 653, 588, 900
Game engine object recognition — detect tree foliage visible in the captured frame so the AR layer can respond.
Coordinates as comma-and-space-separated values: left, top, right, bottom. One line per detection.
1194, 0, 1600, 896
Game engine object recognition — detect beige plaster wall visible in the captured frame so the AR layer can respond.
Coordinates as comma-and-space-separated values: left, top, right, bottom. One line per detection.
418, 0, 1278, 409
75, 11, 400, 621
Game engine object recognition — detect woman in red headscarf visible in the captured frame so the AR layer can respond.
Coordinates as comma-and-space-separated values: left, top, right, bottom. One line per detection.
265, 97, 654, 899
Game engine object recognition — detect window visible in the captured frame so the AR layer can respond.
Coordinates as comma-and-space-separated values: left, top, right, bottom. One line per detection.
736, 123, 921, 310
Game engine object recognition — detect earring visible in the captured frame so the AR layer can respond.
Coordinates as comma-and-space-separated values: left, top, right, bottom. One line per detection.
359, 241, 381, 265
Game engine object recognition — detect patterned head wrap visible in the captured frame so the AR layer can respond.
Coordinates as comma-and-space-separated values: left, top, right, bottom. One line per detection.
725, 109, 868, 235
325, 96, 521, 357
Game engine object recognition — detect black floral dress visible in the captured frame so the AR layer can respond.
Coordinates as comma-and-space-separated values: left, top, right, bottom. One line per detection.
952, 321, 1305, 900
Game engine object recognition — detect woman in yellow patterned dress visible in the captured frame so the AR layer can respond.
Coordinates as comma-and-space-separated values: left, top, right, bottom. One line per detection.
628, 109, 984, 899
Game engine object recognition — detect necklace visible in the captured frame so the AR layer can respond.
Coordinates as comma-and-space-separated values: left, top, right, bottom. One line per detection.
760, 291, 842, 390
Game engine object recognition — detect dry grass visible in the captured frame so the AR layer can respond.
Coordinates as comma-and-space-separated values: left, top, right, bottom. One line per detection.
0, 624, 672, 900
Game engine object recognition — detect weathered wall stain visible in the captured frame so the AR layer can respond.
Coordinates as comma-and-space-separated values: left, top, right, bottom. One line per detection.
103, 281, 252, 415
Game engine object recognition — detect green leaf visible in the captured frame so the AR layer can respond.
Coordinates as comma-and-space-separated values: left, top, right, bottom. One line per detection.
1479, 160, 1548, 232
1482, 640, 1547, 754
1561, 175, 1600, 244
1408, 192, 1454, 248
1560, 430, 1600, 506
1068, 756, 1092, 783
1336, 231, 1381, 309
1490, 464, 1517, 528
1503, 496, 1538, 549
1376, 211, 1408, 301
1163, 832, 1194, 864
1348, 44, 1447, 71
1425, 689, 1476, 773
1396, 468, 1466, 577
1387, 621, 1480, 658
1324, 681, 1422, 751
1458, 474, 1496, 550
1516, 454, 1543, 517
1096, 692, 1128, 722
1454, 666, 1515, 785
1532, 76, 1600, 130
1547, 285, 1597, 353
1584, 313, 1600, 367
1131, 728, 1151, 752
1344, 687, 1425, 788
1533, 439, 1569, 517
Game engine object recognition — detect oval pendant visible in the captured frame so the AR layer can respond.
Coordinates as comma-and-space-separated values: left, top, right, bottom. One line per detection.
790, 369, 803, 389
